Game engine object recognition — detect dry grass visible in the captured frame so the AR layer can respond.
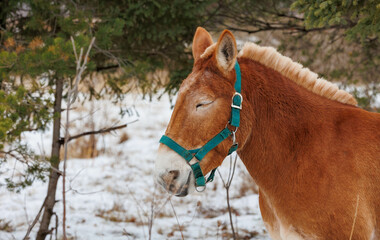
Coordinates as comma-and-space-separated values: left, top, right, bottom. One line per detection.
238, 229, 260, 239
118, 132, 130, 144
0, 219, 14, 232
95, 202, 143, 224
197, 201, 240, 219
166, 224, 187, 238
60, 135, 99, 159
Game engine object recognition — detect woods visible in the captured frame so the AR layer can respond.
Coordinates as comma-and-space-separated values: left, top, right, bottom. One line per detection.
1, 0, 379, 239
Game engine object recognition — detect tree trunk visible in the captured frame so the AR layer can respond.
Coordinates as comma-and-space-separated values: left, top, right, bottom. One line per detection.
36, 78, 63, 240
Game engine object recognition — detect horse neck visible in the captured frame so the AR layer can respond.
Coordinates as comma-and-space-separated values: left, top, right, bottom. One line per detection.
237, 58, 334, 195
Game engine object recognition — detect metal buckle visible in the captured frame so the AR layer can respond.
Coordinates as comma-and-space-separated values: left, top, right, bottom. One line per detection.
231, 92, 243, 110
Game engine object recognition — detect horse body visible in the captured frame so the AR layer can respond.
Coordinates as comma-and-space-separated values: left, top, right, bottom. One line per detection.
238, 58, 380, 239
155, 27, 380, 239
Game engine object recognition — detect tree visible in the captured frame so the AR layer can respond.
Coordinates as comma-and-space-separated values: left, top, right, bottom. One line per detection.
291, 0, 380, 110
1, 0, 216, 239
206, 0, 379, 110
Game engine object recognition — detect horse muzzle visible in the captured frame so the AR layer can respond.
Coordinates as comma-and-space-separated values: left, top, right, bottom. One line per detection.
155, 149, 196, 196
156, 170, 193, 196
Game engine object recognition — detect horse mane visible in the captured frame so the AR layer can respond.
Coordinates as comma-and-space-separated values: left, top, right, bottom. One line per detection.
201, 42, 357, 106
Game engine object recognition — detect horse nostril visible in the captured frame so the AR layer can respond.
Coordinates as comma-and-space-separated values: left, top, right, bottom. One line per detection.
168, 170, 180, 180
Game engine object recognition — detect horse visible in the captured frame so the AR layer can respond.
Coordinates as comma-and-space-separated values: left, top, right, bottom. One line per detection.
155, 27, 380, 239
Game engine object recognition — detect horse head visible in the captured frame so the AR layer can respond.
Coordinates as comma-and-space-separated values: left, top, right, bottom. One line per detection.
155, 28, 249, 196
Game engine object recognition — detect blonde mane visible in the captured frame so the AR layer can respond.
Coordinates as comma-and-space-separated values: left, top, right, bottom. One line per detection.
201, 42, 357, 106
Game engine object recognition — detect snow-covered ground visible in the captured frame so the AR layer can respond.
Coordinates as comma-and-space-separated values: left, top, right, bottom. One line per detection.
1, 88, 379, 240
0, 94, 269, 239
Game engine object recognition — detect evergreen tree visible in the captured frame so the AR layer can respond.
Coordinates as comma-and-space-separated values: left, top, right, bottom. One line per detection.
291, 0, 380, 109
206, 0, 379, 110
0, 0, 214, 238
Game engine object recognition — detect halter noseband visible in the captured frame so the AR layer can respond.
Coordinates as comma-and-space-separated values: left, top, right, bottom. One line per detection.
159, 61, 242, 191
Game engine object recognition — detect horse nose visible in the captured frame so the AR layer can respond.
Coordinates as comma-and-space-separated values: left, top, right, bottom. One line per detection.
168, 170, 180, 180
158, 170, 180, 192
162, 170, 180, 184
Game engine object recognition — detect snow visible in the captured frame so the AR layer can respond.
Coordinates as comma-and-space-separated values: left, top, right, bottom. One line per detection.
374, 92, 380, 109
0, 94, 269, 239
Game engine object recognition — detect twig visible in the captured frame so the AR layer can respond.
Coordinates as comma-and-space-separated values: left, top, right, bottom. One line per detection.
23, 197, 47, 240
148, 185, 156, 240
53, 212, 59, 240
1, 149, 63, 176
125, 184, 147, 239
169, 199, 184, 240
153, 193, 172, 216
217, 153, 239, 240
66, 169, 103, 195
349, 195, 360, 240
23, 194, 30, 229
62, 36, 95, 240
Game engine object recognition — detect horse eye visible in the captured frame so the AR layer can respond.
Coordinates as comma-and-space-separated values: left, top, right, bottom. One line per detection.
196, 101, 214, 109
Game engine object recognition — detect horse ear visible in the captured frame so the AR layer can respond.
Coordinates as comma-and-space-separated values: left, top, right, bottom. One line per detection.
215, 30, 237, 72
192, 27, 213, 62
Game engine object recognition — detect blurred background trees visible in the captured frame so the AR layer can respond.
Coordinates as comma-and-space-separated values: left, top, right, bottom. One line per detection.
0, 0, 379, 239
209, 0, 380, 110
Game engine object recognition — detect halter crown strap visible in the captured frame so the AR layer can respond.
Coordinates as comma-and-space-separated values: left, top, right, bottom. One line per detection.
230, 62, 242, 127
159, 61, 242, 188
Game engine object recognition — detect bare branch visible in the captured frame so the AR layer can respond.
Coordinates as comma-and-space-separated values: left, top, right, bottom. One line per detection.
169, 199, 184, 240
62, 36, 96, 240
223, 22, 348, 35
93, 44, 133, 69
59, 120, 137, 144
70, 36, 78, 63
23, 197, 47, 240
96, 64, 119, 72
0, 149, 62, 175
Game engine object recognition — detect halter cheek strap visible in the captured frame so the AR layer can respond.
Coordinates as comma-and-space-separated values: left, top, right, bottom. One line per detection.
159, 61, 243, 189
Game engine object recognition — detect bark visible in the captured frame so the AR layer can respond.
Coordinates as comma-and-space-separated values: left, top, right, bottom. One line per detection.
36, 78, 63, 240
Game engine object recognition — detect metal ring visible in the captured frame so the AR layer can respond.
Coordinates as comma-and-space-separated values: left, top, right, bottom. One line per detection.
225, 123, 238, 133
195, 185, 206, 192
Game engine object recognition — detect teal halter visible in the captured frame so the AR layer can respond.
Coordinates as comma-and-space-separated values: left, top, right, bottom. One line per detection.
159, 61, 243, 191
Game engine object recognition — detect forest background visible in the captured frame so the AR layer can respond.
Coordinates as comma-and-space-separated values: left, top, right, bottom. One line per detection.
0, 0, 379, 239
